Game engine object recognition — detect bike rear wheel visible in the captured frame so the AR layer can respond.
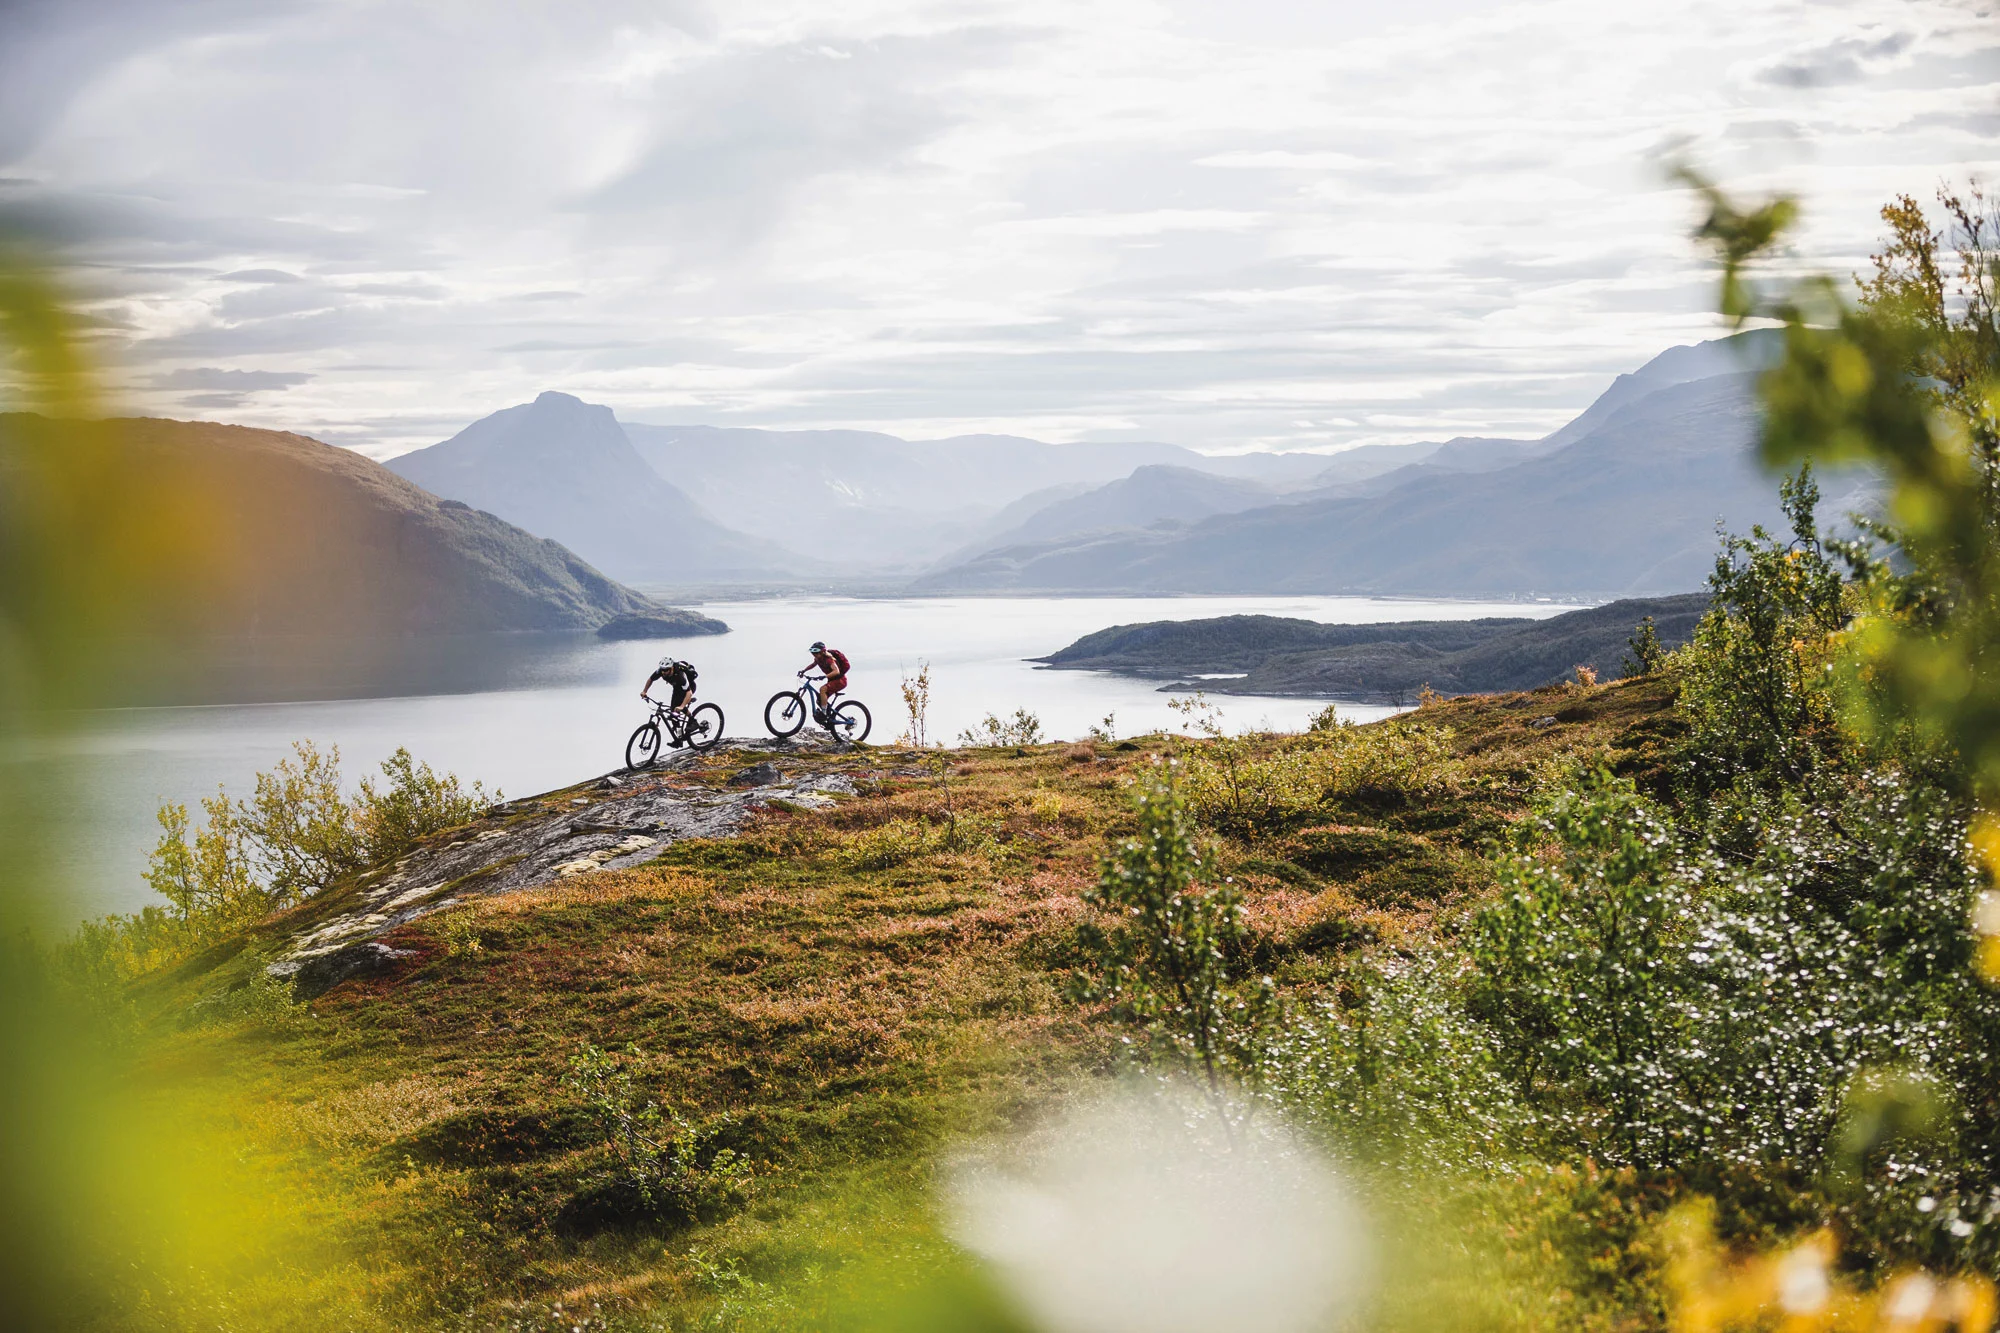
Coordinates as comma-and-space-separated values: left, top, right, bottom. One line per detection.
625, 720, 663, 769
764, 691, 805, 737
830, 699, 872, 745
686, 702, 725, 751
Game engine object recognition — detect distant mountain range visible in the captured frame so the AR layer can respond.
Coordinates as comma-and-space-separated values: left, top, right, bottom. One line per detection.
361, 326, 1852, 599
0, 414, 721, 642
621, 424, 1324, 570
930, 464, 1283, 566
915, 329, 1872, 598
388, 392, 785, 583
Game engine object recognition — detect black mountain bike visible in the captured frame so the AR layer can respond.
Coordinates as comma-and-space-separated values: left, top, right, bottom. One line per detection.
764, 673, 872, 744
626, 697, 724, 768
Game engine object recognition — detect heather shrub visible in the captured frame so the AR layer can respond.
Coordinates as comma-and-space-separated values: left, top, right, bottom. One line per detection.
563, 1043, 753, 1223
1178, 721, 1457, 828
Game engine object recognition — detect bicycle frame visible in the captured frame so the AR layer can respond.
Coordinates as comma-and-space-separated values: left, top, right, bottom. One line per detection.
791, 674, 842, 725
764, 671, 870, 744
645, 699, 691, 745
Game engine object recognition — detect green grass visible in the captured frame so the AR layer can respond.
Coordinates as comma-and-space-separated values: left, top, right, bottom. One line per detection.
105, 678, 1683, 1329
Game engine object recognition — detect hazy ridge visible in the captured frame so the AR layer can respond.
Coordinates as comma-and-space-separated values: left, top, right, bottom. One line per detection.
0, 413, 719, 644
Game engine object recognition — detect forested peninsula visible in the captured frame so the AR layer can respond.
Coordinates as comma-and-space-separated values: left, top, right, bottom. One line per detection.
1038, 593, 1709, 698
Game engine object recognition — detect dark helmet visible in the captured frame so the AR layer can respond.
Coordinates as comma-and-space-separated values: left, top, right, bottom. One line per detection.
810, 641, 826, 654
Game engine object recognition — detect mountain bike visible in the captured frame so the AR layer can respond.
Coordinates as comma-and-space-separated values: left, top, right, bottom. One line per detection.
626, 697, 724, 767
764, 673, 871, 744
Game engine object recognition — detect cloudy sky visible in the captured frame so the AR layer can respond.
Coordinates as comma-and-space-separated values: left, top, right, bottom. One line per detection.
3, 0, 1995, 458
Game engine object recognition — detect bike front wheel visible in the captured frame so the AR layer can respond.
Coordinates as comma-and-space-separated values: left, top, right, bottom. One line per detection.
764, 691, 805, 737
686, 702, 725, 752
830, 699, 872, 745
625, 720, 663, 769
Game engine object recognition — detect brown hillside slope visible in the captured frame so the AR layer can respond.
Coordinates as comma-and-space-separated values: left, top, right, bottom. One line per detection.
0, 413, 720, 639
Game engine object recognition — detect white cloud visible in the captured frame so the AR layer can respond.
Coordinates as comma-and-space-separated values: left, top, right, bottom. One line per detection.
2, 0, 1995, 458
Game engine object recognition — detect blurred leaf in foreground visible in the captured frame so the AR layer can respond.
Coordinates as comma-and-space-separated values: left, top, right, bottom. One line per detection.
0, 241, 285, 1328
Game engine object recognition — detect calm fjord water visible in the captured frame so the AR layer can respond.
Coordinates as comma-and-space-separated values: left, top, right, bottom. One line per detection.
33, 594, 1566, 918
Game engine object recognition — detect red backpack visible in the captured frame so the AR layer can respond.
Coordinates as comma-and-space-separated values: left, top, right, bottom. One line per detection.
826, 647, 851, 675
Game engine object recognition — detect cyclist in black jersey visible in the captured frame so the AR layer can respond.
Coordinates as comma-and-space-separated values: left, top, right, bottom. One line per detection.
642, 657, 698, 711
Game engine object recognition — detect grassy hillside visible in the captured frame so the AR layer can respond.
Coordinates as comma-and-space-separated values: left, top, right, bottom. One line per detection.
88, 679, 1691, 1330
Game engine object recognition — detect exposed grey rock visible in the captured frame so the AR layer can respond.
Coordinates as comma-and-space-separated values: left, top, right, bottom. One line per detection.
728, 762, 782, 788
266, 734, 880, 995
282, 942, 417, 1000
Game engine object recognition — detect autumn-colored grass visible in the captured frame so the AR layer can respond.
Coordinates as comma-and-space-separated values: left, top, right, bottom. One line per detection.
118, 677, 1678, 1328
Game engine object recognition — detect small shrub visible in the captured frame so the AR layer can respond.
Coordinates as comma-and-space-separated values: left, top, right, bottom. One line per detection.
143, 787, 264, 944
897, 659, 933, 748
1266, 951, 1521, 1169
353, 747, 491, 865
1178, 721, 1458, 827
839, 819, 936, 870
1028, 786, 1067, 824
1088, 712, 1119, 742
1466, 768, 1694, 1168
434, 910, 484, 961
1676, 466, 1851, 786
1573, 664, 1598, 688
182, 970, 313, 1032
1167, 691, 1226, 736
1072, 761, 1273, 1089
240, 739, 361, 906
127, 740, 496, 971
563, 1043, 753, 1222
1623, 615, 1665, 675
840, 813, 1005, 869
959, 708, 1043, 747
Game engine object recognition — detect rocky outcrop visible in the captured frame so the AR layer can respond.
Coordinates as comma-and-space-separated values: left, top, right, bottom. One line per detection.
266, 736, 886, 997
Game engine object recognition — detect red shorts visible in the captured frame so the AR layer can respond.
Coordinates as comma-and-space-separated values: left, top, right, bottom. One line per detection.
825, 675, 848, 695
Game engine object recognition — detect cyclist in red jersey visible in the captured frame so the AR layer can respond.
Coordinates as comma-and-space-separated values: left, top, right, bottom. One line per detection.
805, 641, 849, 712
